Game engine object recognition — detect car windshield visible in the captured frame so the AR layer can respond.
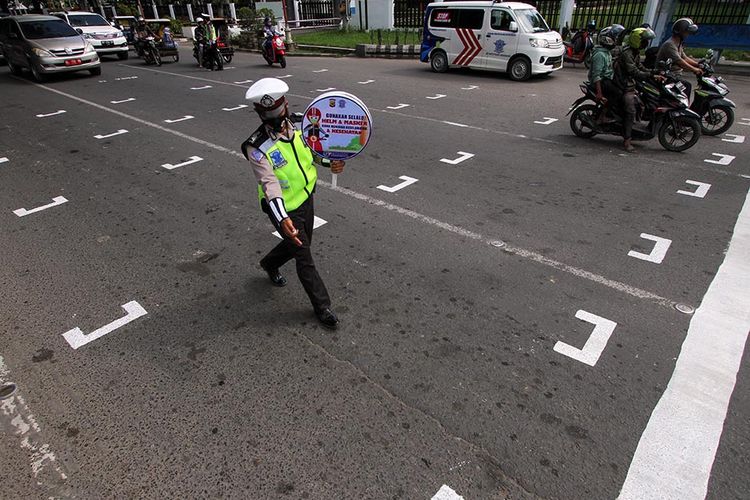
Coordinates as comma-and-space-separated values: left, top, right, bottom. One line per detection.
68, 14, 110, 27
515, 9, 550, 33
20, 19, 79, 39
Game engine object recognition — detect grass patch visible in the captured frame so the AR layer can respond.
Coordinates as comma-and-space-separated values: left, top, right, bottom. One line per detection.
685, 47, 750, 62
294, 29, 423, 48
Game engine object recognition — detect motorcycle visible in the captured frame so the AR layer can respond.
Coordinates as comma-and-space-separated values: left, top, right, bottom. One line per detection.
644, 49, 735, 136
563, 28, 594, 67
141, 36, 162, 66
262, 30, 287, 68
193, 40, 224, 71
567, 60, 702, 152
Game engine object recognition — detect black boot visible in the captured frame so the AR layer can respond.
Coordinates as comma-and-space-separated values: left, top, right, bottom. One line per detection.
315, 308, 339, 330
261, 263, 287, 287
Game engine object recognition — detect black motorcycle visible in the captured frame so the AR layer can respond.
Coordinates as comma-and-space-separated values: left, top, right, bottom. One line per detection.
568, 62, 701, 152
141, 36, 162, 66
193, 40, 223, 71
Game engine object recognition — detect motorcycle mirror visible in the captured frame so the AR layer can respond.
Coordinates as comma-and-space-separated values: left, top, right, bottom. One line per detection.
705, 49, 714, 59
290, 112, 304, 123
76, 28, 83, 34
508, 21, 518, 32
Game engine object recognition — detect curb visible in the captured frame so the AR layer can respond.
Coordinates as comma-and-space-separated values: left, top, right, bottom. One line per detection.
355, 44, 420, 58
233, 47, 351, 58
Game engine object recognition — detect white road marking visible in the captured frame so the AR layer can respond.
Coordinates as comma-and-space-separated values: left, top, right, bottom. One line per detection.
722, 133, 745, 143
315, 87, 336, 92
461, 85, 478, 90
704, 153, 735, 166
377, 175, 418, 193
619, 187, 750, 500
35, 110, 66, 118
94, 129, 128, 139
628, 233, 672, 264
534, 117, 558, 125
223, 66, 236, 69
442, 120, 469, 128
222, 104, 248, 111
13, 196, 68, 217
190, 85, 212, 90
164, 115, 194, 123
358, 79, 375, 84
553, 310, 617, 367
278, 74, 293, 79
432, 484, 464, 500
677, 180, 711, 198
313, 68, 328, 73
0, 356, 68, 486
234, 79, 253, 84
387, 103, 410, 110
110, 97, 136, 104
98, 79, 107, 83
0, 157, 8, 164
30, 80, 682, 309
115, 76, 138, 80
272, 216, 327, 238
738, 117, 750, 126
161, 155, 203, 170
62, 301, 147, 350
426, 93, 446, 100
440, 151, 475, 165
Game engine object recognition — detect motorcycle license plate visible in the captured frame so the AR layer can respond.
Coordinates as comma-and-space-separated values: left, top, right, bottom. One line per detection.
64, 59, 82, 66
102, 41, 114, 47
675, 82, 686, 91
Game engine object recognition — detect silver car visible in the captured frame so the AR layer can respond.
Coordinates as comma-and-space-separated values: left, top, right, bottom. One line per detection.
0, 15, 101, 82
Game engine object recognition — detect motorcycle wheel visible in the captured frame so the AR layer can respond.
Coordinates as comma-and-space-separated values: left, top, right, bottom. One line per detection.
215, 53, 223, 70
570, 104, 598, 138
153, 49, 162, 67
223, 54, 232, 63
700, 105, 734, 136
279, 54, 286, 68
658, 116, 701, 152
265, 54, 273, 66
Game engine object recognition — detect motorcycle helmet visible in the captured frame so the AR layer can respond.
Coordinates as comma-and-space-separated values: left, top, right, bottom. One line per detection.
586, 20, 596, 32
609, 24, 626, 44
263, 16, 272, 27
628, 27, 655, 50
196, 16, 204, 23
672, 17, 698, 37
597, 26, 616, 49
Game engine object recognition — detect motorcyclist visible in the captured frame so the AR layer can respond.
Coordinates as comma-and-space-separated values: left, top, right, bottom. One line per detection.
134, 16, 155, 57
656, 18, 702, 95
571, 20, 595, 54
194, 16, 207, 67
203, 15, 221, 70
262, 16, 276, 55
588, 25, 621, 124
615, 27, 665, 152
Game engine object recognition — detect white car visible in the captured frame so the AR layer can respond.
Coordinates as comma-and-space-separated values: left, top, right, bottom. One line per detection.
51, 11, 128, 59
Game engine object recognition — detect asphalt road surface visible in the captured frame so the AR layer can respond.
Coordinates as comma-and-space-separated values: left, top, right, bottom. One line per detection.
1, 48, 749, 500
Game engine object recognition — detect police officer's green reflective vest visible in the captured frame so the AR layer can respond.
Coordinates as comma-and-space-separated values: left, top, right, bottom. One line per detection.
255, 130, 318, 212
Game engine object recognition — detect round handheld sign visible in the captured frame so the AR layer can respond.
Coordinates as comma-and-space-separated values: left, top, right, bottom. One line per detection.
301, 91, 373, 161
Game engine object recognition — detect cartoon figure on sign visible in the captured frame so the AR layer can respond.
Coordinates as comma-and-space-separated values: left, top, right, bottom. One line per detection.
494, 38, 506, 54
303, 107, 328, 153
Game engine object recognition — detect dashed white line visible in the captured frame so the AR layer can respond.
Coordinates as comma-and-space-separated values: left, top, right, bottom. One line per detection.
312, 68, 328, 73
461, 85, 478, 90
273, 216, 327, 238
722, 133, 745, 143
62, 301, 148, 350
110, 97, 136, 104
164, 115, 194, 123
315, 87, 336, 92
36, 110, 66, 118
234, 79, 253, 84
426, 93, 446, 100
553, 310, 617, 367
387, 103, 410, 110
94, 129, 128, 139
628, 233, 672, 264
441, 120, 469, 128
358, 79, 375, 84
619, 187, 750, 500
440, 151, 474, 165
704, 153, 735, 166
278, 74, 293, 79
115, 76, 138, 80
190, 85, 213, 90
376, 175, 418, 193
534, 117, 558, 125
738, 117, 750, 126
161, 155, 203, 170
677, 180, 711, 198
222, 104, 248, 111
13, 196, 68, 217
0, 157, 8, 164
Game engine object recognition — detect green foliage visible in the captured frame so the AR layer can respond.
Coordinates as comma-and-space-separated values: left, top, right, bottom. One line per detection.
237, 7, 255, 29
169, 18, 182, 35
115, 2, 137, 16
294, 29, 422, 49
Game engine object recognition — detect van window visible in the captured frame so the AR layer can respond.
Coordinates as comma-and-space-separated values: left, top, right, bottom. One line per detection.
430, 8, 484, 30
490, 9, 514, 31
0, 19, 9, 37
515, 8, 550, 33
68, 14, 110, 27
19, 19, 79, 39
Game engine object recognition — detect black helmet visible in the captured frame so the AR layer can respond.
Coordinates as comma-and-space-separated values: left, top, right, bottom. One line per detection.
672, 17, 698, 36
586, 20, 596, 31
609, 24, 626, 43
264, 16, 271, 25
598, 26, 616, 49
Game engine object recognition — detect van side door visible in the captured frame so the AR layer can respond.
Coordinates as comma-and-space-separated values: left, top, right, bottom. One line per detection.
6, 19, 26, 67
482, 8, 519, 70
451, 8, 485, 68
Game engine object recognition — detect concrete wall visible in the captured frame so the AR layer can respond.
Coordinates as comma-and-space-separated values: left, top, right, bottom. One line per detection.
350, 0, 393, 30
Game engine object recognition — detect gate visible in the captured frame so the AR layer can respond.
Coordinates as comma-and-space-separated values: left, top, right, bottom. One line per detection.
570, 0, 649, 30
673, 0, 750, 24
299, 0, 335, 19
394, 0, 424, 28
529, 0, 561, 30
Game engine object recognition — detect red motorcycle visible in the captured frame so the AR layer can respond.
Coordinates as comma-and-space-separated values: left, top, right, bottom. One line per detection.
262, 31, 287, 68
564, 22, 595, 67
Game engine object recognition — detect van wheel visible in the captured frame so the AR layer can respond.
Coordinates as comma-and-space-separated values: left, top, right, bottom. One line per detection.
430, 50, 448, 73
508, 56, 531, 81
30, 63, 47, 82
8, 59, 23, 76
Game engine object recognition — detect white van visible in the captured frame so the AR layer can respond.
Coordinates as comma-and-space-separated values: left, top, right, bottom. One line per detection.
420, 1, 564, 81
51, 11, 129, 60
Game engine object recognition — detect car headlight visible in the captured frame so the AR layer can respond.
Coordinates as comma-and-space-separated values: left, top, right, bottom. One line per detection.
85, 42, 96, 53
83, 33, 93, 39
31, 47, 53, 57
529, 38, 549, 48
116, 30, 124, 38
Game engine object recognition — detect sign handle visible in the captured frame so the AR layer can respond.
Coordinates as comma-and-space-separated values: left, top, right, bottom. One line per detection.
331, 173, 338, 188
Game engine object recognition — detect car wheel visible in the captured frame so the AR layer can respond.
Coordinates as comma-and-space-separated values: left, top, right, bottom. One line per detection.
430, 50, 448, 73
508, 56, 531, 81
89, 66, 102, 76
117, 51, 129, 60
223, 54, 232, 63
8, 59, 23, 76
30, 63, 47, 82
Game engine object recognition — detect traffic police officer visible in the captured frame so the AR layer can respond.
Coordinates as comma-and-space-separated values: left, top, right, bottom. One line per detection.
242, 78, 345, 330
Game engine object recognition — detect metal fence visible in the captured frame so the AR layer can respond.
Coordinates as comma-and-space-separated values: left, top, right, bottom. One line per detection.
394, 0, 424, 28
529, 0, 561, 30
674, 0, 750, 24
569, 0, 648, 31
299, 0, 335, 20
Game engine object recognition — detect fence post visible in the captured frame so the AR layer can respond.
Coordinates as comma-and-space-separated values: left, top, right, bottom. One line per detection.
187, 3, 194, 22
229, 2, 237, 21
649, 0, 677, 43
151, 2, 158, 18
168, 4, 175, 19
558, 0, 574, 32
112, 4, 117, 16
207, 4, 214, 18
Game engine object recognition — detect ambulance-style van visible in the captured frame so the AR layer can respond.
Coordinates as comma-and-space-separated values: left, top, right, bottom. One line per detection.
420, 1, 564, 81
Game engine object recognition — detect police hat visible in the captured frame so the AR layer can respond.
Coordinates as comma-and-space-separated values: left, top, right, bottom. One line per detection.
245, 78, 289, 114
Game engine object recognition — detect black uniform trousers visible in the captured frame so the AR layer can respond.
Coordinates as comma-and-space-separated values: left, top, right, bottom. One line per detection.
261, 194, 332, 313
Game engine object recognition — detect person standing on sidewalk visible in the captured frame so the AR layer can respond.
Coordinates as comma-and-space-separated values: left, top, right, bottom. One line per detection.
241, 78, 345, 330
